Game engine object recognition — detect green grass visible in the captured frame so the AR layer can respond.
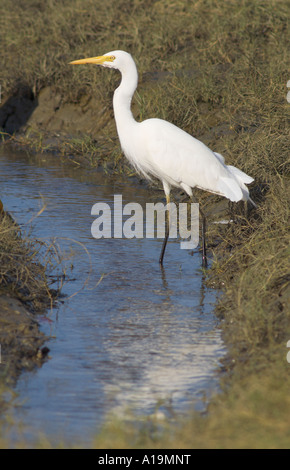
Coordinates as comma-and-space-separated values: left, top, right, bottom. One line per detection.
0, 0, 289, 448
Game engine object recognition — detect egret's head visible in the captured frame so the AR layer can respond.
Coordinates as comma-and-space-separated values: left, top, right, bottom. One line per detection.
69, 50, 132, 71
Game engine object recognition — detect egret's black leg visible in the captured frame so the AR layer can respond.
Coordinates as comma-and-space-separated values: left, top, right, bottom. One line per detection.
189, 195, 208, 268
159, 195, 170, 266
159, 218, 169, 266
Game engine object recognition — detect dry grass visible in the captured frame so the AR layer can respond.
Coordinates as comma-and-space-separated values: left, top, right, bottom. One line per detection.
0, 210, 60, 312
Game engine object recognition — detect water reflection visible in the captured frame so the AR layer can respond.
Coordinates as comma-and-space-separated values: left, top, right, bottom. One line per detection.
0, 147, 225, 443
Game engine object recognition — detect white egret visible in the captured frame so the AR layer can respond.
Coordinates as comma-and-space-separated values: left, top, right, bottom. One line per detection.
70, 50, 255, 267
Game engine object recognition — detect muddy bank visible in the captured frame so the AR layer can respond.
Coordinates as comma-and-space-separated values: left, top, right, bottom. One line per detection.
0, 84, 124, 175
0, 85, 114, 141
0, 207, 56, 387
0, 294, 49, 385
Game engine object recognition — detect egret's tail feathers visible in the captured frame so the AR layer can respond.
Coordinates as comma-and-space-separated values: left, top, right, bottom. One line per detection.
218, 177, 244, 202
227, 165, 254, 185
214, 154, 255, 203
226, 165, 255, 203
218, 176, 257, 206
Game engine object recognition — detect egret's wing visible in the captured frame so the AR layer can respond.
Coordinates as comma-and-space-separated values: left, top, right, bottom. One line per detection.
141, 119, 244, 201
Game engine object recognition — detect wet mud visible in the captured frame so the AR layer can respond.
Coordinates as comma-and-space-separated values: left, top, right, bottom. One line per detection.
0, 293, 49, 385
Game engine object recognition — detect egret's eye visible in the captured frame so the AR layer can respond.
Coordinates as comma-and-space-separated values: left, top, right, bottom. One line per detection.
109, 55, 115, 61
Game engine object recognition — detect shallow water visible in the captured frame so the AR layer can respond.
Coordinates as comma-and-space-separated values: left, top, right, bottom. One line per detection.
0, 147, 225, 444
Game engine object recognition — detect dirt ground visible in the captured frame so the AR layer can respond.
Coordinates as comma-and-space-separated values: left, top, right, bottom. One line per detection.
0, 293, 50, 385
0, 206, 52, 387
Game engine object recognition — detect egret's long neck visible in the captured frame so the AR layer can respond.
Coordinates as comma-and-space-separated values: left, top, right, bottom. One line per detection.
113, 60, 138, 136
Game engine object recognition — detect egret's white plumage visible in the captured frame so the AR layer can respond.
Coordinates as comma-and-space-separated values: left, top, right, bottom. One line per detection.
70, 50, 255, 265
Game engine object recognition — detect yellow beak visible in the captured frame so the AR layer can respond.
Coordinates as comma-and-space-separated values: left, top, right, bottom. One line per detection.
69, 55, 114, 65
